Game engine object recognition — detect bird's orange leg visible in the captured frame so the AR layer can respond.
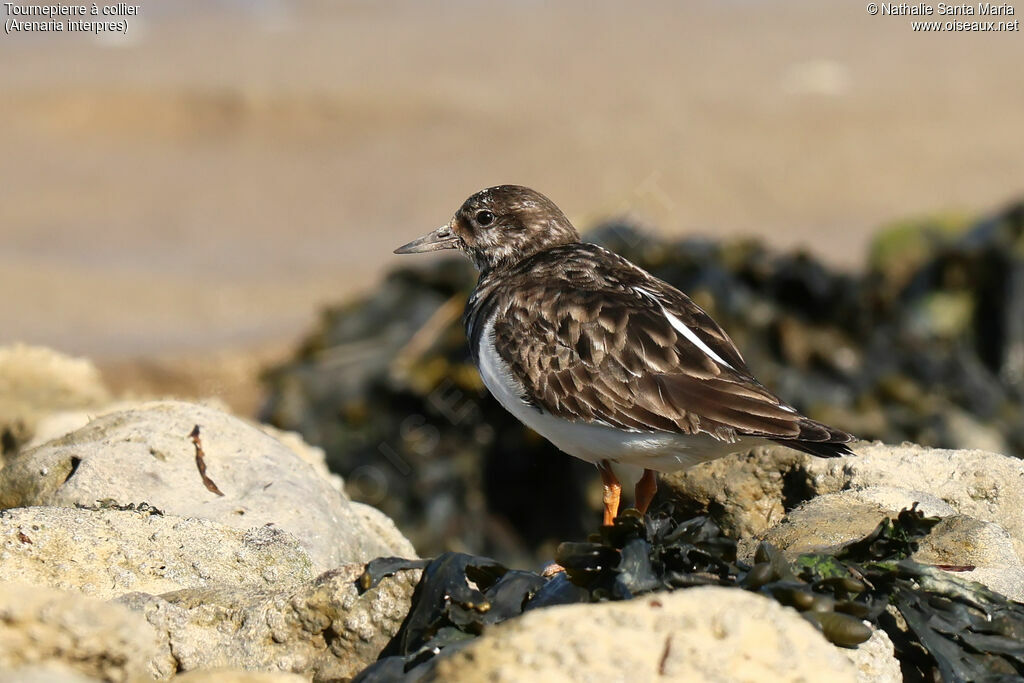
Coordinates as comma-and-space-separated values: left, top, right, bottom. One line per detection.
635, 468, 657, 516
597, 460, 621, 525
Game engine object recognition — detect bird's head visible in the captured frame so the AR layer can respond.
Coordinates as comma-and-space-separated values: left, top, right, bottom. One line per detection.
394, 185, 580, 272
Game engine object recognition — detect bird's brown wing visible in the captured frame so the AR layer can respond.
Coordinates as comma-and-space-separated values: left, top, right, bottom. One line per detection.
489, 258, 854, 454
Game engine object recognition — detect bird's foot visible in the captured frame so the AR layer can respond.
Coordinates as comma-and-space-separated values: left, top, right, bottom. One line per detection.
597, 460, 621, 525
634, 468, 658, 516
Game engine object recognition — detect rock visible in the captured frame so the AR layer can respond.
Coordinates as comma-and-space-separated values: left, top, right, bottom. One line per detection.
431, 586, 859, 682
173, 670, 310, 682
18, 406, 422, 559
350, 501, 417, 559
750, 488, 1024, 602
0, 581, 160, 682
666, 443, 1024, 600
21, 399, 231, 452
25, 409, 111, 452
843, 628, 902, 683
0, 400, 414, 570
258, 422, 345, 492
830, 485, 956, 517
746, 487, 951, 559
663, 442, 1024, 558
0, 345, 110, 460
813, 443, 1024, 556
912, 515, 1024, 602
118, 563, 420, 679
751, 494, 892, 559
0, 401, 420, 678
0, 505, 314, 600
757, 497, 1024, 602
661, 444, 809, 541
23, 403, 347, 495
0, 665, 101, 683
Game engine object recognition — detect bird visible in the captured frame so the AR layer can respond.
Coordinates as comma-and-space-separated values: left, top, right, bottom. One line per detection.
395, 185, 856, 525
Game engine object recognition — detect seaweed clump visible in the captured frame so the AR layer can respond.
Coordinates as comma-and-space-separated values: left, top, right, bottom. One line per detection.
354, 506, 1024, 682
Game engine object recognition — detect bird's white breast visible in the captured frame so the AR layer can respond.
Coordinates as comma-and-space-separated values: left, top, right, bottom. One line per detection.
476, 318, 757, 477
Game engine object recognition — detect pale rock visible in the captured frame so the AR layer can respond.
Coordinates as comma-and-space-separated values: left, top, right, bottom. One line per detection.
0, 505, 314, 600
258, 422, 345, 493
0, 400, 414, 570
0, 581, 159, 682
432, 586, 858, 682
118, 564, 420, 679
663, 442, 1024, 558
0, 665, 100, 683
843, 628, 902, 683
173, 670, 310, 682
24, 404, 360, 509
756, 489, 1024, 601
913, 514, 1024, 602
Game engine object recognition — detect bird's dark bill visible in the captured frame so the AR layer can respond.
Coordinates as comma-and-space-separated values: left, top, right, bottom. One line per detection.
394, 224, 459, 254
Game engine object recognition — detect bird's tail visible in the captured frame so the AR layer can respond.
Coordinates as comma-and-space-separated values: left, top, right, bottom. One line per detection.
770, 418, 856, 458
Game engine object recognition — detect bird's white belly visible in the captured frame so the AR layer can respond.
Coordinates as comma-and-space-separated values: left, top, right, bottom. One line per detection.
477, 321, 758, 475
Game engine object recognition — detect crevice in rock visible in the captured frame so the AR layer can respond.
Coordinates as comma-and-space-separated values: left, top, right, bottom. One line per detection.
705, 499, 728, 522
64, 456, 83, 484
780, 466, 815, 512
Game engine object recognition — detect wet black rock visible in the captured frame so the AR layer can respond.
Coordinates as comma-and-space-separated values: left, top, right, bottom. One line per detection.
261, 200, 1024, 565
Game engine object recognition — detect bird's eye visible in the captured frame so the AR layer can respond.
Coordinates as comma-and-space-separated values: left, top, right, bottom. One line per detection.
475, 210, 494, 227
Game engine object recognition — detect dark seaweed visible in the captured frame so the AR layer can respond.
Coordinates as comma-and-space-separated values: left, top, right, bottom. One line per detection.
354, 505, 1024, 682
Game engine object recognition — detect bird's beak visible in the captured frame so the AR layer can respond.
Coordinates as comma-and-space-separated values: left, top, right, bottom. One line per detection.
394, 223, 460, 254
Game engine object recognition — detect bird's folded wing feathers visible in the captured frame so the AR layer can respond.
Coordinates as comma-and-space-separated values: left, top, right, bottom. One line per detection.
491, 273, 849, 447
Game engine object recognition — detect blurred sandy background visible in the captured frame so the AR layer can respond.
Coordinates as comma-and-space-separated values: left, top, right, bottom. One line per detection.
2, 0, 1022, 411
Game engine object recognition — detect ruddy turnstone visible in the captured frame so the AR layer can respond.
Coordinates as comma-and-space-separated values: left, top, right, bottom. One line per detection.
395, 185, 856, 524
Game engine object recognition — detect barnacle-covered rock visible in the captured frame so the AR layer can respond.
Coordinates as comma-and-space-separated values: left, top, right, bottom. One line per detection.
121, 563, 421, 679
0, 582, 160, 681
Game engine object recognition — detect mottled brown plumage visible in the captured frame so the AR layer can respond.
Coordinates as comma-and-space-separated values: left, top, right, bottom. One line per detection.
396, 185, 856, 520
466, 241, 852, 455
